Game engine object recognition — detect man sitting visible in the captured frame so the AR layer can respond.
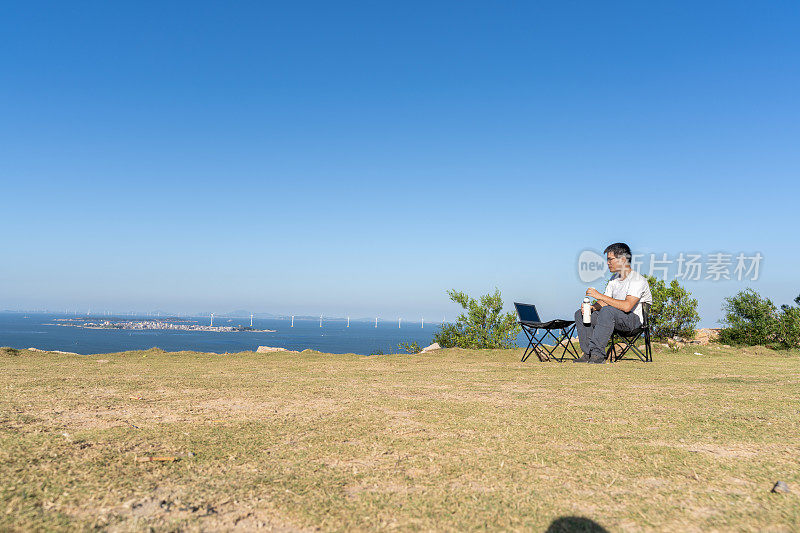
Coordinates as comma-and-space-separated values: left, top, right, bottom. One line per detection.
574, 243, 653, 364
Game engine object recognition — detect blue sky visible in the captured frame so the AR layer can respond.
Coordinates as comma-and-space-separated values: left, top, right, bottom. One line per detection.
2, 2, 798, 325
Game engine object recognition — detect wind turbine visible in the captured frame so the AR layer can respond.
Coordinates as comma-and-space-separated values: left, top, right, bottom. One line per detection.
291, 315, 294, 327
210, 313, 214, 327
398, 318, 402, 329
320, 314, 323, 328
421, 317, 424, 329
375, 317, 378, 328
250, 314, 253, 327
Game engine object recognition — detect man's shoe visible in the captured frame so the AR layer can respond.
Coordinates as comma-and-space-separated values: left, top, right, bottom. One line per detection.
573, 353, 591, 363
587, 353, 606, 364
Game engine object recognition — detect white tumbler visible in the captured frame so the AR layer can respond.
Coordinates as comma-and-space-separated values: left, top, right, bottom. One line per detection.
582, 297, 592, 326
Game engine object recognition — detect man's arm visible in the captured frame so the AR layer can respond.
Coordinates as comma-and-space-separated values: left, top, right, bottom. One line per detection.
587, 287, 640, 313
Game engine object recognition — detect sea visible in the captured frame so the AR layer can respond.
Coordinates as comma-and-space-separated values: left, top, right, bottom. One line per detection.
0, 313, 446, 356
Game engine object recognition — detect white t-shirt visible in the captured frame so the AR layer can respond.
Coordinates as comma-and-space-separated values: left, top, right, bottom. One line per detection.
603, 269, 653, 323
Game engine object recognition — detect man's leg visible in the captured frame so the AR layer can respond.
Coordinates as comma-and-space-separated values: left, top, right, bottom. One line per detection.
573, 309, 600, 362
587, 307, 641, 363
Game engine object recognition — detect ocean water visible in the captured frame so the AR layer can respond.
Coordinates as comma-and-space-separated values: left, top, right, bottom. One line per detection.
0, 313, 443, 355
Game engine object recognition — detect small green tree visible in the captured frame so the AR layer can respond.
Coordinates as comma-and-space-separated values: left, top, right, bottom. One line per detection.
718, 288, 779, 346
776, 306, 800, 349
433, 289, 520, 349
643, 276, 700, 339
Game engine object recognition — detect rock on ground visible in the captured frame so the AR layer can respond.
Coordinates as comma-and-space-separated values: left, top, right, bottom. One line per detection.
419, 343, 441, 354
691, 328, 721, 346
256, 346, 289, 353
27, 347, 80, 356
771, 481, 791, 494
667, 328, 722, 348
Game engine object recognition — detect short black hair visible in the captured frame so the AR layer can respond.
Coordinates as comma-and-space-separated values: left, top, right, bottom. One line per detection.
604, 242, 632, 263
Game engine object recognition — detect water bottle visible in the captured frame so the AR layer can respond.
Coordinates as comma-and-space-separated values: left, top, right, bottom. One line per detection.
582, 297, 592, 326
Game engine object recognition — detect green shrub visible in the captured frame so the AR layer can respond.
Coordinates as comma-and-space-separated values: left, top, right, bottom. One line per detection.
718, 288, 779, 346
643, 276, 700, 340
433, 289, 520, 349
776, 306, 800, 349
397, 341, 422, 354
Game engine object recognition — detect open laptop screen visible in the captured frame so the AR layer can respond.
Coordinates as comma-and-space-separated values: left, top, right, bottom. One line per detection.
514, 302, 541, 323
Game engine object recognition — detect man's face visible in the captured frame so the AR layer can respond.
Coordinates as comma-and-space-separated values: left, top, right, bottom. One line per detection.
606, 252, 627, 273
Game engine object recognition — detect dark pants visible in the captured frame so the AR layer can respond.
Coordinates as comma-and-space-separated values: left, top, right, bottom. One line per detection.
573, 307, 641, 359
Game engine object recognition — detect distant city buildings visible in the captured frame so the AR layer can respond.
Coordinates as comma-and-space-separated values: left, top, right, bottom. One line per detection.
52, 318, 273, 333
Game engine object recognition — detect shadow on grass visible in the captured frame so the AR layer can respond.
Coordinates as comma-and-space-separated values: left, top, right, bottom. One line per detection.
546, 516, 609, 533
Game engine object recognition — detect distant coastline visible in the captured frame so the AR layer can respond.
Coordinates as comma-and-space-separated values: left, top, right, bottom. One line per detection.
48, 318, 275, 333
0, 313, 436, 355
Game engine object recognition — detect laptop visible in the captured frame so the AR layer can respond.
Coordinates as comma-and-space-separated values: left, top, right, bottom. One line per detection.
514, 302, 542, 324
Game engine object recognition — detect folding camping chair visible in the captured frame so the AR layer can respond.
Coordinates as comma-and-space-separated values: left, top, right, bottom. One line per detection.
606, 302, 652, 362
514, 302, 580, 362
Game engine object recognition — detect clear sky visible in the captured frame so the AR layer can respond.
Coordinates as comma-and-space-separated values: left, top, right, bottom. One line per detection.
2, 2, 798, 325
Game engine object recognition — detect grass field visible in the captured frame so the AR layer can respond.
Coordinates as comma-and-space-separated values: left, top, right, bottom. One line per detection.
1, 344, 799, 532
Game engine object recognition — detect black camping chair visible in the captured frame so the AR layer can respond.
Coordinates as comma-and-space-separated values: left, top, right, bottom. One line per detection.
606, 302, 652, 362
514, 302, 580, 362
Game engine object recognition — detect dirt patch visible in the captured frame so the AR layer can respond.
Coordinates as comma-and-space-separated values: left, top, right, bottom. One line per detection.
46, 405, 188, 430
344, 482, 419, 500
685, 444, 758, 458
448, 480, 499, 494
640, 477, 670, 489
96, 486, 309, 532
647, 441, 764, 459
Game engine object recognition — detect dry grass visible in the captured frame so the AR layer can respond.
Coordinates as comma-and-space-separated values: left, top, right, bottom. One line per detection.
1, 344, 799, 531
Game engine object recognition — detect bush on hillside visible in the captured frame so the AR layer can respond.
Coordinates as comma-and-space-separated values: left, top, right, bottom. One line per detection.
718, 288, 779, 346
776, 306, 800, 349
718, 288, 800, 349
397, 341, 422, 354
433, 289, 520, 349
643, 276, 700, 340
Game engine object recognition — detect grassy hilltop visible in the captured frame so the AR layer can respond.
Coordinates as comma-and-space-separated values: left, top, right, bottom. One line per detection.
1, 345, 799, 531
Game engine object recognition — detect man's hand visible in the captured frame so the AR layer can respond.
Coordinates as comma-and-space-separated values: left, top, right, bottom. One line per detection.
586, 287, 602, 299
579, 289, 604, 314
